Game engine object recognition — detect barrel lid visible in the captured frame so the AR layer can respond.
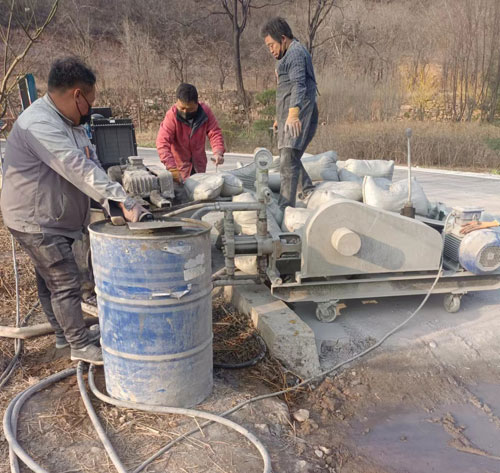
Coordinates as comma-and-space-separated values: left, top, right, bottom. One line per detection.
89, 218, 210, 239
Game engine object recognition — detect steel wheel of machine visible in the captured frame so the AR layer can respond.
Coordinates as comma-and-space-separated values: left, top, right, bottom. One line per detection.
443, 293, 461, 313
315, 301, 339, 322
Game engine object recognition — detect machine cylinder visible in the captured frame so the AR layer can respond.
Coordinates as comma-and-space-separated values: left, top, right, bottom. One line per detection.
89, 219, 213, 407
331, 227, 361, 256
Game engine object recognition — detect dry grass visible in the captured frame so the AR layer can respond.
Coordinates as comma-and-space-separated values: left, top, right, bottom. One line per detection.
310, 120, 500, 171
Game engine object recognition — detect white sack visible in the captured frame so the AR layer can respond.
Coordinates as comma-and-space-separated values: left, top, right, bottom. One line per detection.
281, 207, 313, 233
307, 181, 363, 210
362, 176, 430, 216
235, 256, 258, 275
220, 172, 243, 197
302, 151, 339, 181
184, 173, 224, 201
233, 192, 282, 235
344, 159, 395, 180
338, 167, 363, 183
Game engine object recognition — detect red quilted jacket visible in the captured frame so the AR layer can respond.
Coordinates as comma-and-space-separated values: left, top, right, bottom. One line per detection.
156, 102, 225, 180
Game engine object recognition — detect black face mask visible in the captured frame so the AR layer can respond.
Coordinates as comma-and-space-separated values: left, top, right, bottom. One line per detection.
76, 92, 92, 125
178, 107, 198, 121
276, 41, 287, 60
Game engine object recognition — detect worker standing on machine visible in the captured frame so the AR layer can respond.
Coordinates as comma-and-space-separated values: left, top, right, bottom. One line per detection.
0, 57, 146, 365
261, 17, 318, 210
156, 83, 225, 183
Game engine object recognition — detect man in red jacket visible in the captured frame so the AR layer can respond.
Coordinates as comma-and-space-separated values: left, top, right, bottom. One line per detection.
156, 83, 225, 182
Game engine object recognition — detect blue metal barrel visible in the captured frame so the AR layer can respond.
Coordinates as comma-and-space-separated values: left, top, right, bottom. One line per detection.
88, 219, 213, 407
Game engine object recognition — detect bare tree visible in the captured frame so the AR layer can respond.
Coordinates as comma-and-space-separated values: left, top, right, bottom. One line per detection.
120, 19, 157, 132
305, 0, 339, 58
59, 0, 102, 64
211, 0, 287, 107
0, 0, 59, 123
217, 0, 251, 106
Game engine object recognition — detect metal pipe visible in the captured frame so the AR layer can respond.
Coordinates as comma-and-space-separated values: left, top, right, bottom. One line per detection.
212, 279, 258, 287
406, 128, 412, 204
162, 202, 262, 219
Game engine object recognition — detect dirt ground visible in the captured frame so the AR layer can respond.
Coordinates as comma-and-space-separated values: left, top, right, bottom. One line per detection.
1, 216, 500, 473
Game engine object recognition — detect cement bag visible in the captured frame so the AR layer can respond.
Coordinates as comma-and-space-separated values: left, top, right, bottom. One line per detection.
235, 255, 258, 275
233, 192, 283, 235
184, 174, 224, 201
338, 167, 362, 184
307, 182, 363, 210
220, 172, 243, 197
228, 162, 256, 190
315, 181, 363, 200
282, 207, 313, 233
302, 152, 339, 181
362, 176, 430, 216
344, 159, 395, 180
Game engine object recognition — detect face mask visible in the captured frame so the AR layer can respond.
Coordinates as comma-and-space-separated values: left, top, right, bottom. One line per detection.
76, 92, 92, 125
178, 108, 198, 121
276, 40, 287, 60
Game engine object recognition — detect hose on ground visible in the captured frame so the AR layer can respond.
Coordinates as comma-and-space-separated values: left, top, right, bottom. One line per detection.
3, 368, 76, 473
76, 363, 129, 473
85, 363, 272, 473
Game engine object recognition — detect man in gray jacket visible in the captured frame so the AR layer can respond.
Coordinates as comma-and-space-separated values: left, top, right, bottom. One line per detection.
0, 57, 143, 365
262, 17, 318, 210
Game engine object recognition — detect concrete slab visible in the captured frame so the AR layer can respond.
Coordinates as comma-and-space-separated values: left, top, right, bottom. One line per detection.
224, 285, 321, 378
291, 288, 500, 369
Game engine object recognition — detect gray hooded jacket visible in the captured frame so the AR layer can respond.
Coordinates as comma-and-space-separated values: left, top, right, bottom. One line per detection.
0, 94, 129, 238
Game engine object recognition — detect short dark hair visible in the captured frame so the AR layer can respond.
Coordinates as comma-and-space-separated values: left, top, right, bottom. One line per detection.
176, 83, 198, 103
261, 17, 294, 42
48, 57, 96, 92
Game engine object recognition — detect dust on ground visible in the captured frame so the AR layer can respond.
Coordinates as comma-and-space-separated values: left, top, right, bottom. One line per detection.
1, 215, 500, 473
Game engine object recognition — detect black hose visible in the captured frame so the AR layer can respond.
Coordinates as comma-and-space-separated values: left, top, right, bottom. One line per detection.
3, 368, 76, 473
76, 363, 128, 473
213, 333, 267, 369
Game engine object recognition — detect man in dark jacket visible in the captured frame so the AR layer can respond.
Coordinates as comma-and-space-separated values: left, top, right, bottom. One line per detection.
262, 17, 318, 209
0, 57, 144, 365
156, 83, 225, 183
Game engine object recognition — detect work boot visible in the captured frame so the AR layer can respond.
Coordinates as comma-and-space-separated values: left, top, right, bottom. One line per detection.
56, 324, 100, 349
70, 344, 104, 365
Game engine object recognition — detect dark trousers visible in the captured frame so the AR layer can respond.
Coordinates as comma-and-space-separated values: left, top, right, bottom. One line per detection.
278, 113, 318, 210
9, 229, 89, 349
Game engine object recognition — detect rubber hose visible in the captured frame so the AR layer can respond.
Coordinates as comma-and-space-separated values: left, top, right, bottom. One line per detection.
86, 365, 272, 473
3, 368, 76, 473
76, 363, 128, 473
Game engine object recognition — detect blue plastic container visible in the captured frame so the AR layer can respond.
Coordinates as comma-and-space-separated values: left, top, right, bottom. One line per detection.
89, 219, 213, 407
